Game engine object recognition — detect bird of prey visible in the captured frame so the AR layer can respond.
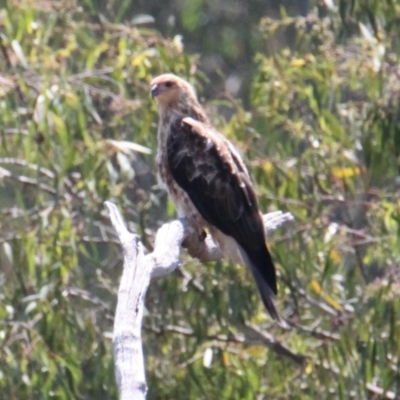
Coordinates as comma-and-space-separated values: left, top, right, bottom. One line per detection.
150, 74, 281, 321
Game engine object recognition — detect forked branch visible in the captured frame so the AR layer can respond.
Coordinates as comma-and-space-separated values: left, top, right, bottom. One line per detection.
105, 201, 294, 399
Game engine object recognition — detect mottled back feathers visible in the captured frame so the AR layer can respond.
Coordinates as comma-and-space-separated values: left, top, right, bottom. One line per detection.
166, 117, 277, 294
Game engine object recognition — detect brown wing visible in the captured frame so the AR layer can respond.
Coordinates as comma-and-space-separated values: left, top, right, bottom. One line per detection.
166, 117, 278, 299
167, 118, 262, 248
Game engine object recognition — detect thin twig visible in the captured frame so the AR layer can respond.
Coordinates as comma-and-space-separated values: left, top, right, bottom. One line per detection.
0, 158, 55, 179
145, 323, 306, 366
0, 166, 57, 195
287, 320, 340, 341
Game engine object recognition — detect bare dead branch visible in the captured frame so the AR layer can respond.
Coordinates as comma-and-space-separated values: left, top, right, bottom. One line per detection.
105, 200, 294, 399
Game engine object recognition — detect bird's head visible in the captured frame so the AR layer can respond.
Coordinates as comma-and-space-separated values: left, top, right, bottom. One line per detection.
150, 74, 197, 110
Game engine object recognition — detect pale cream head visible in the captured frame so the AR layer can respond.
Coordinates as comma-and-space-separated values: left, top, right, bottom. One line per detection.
150, 74, 197, 109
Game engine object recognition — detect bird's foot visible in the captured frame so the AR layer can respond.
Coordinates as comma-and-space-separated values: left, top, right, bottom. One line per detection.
199, 229, 207, 242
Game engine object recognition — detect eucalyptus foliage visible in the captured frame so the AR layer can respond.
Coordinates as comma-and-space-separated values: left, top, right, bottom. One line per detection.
0, 1, 399, 399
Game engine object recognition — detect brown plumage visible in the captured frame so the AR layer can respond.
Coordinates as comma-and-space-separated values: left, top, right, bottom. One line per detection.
151, 73, 282, 321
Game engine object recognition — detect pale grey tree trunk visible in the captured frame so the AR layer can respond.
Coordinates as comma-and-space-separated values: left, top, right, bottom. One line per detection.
105, 201, 294, 399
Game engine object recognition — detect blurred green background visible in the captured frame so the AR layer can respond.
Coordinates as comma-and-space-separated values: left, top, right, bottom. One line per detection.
1, 0, 400, 398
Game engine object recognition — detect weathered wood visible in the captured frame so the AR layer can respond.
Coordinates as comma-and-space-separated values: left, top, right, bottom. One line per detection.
105, 201, 293, 399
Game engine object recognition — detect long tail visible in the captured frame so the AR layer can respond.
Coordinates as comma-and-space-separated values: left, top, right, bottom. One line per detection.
239, 243, 285, 324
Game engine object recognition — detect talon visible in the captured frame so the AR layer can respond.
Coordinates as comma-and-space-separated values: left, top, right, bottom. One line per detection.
199, 229, 207, 242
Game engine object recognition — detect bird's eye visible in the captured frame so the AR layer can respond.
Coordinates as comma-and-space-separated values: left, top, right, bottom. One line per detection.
164, 81, 173, 88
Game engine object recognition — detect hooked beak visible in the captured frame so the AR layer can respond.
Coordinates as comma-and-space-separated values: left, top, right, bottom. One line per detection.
151, 84, 160, 98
